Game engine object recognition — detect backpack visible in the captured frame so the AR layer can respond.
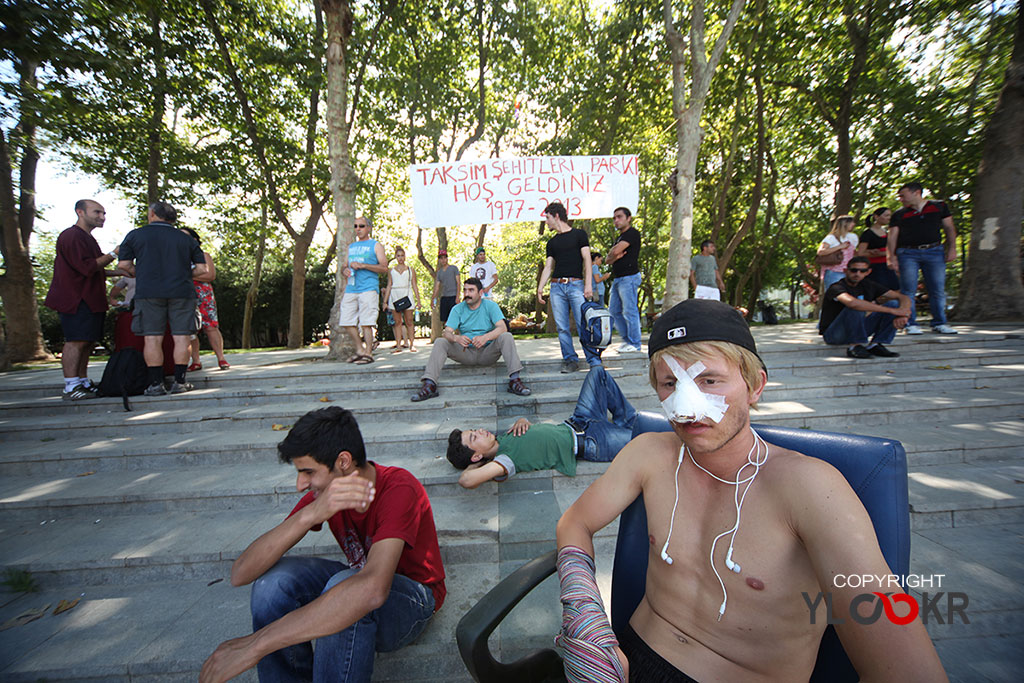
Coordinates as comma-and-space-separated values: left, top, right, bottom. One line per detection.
579, 301, 613, 353
98, 348, 149, 411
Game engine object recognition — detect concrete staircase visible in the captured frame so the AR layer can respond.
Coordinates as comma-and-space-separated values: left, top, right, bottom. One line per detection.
0, 324, 1021, 682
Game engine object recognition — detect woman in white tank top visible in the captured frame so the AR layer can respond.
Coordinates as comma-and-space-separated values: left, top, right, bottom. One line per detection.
382, 247, 422, 352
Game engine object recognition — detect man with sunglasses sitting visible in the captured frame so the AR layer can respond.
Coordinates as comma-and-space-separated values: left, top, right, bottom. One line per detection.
819, 255, 911, 358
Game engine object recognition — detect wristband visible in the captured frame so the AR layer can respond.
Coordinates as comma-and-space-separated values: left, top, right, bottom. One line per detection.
108, 251, 117, 259
554, 545, 625, 683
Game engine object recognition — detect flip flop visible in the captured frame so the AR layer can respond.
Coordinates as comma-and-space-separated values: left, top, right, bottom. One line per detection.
353, 355, 375, 365
391, 347, 403, 354
347, 355, 362, 364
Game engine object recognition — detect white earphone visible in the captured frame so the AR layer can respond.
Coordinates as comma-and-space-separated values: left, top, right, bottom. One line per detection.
661, 428, 767, 619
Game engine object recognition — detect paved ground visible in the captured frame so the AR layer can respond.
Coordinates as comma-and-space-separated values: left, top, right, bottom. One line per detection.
0, 322, 1021, 681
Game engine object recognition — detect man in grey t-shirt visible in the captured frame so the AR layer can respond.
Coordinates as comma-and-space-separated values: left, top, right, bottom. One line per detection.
689, 240, 725, 301
432, 249, 461, 323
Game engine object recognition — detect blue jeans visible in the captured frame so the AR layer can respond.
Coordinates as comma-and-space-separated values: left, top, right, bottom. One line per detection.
822, 300, 901, 346
550, 280, 601, 366
896, 246, 948, 327
822, 269, 844, 290
251, 556, 435, 683
570, 366, 637, 462
608, 273, 642, 348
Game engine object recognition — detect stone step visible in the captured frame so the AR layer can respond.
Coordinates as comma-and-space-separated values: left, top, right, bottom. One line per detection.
1, 331, 1020, 405
0, 466, 611, 588
0, 572, 477, 682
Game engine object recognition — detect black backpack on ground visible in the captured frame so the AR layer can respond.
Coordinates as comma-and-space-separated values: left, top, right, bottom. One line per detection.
98, 348, 149, 411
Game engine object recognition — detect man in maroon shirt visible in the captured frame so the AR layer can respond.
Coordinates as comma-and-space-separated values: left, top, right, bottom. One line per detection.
43, 200, 121, 400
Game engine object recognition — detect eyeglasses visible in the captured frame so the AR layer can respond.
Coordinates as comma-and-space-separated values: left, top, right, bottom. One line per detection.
354, 223, 368, 228
847, 267, 870, 273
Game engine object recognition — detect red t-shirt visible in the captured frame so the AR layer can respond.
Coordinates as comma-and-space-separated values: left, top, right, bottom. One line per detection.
44, 225, 108, 314
288, 463, 446, 610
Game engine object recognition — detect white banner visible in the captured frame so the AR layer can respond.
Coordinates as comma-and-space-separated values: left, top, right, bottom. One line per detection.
409, 155, 639, 229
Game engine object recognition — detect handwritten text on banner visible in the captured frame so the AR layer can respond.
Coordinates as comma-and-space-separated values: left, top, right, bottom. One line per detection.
409, 155, 639, 229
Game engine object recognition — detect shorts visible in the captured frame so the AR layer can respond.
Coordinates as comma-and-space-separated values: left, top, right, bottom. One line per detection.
340, 290, 379, 327
59, 300, 105, 342
618, 622, 699, 683
694, 285, 721, 301
132, 297, 198, 336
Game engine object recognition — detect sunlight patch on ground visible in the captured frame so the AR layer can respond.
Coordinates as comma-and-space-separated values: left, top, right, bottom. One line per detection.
909, 472, 1013, 502
127, 411, 169, 422
3, 479, 73, 502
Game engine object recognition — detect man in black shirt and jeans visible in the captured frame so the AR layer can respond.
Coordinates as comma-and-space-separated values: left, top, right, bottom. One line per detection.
537, 201, 598, 373
886, 182, 958, 335
118, 202, 207, 395
604, 206, 642, 353
819, 256, 911, 358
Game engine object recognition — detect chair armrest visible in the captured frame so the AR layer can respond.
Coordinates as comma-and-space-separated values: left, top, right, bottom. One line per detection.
455, 548, 566, 683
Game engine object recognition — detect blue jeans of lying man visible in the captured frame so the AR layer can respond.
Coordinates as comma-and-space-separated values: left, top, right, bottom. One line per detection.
568, 366, 638, 462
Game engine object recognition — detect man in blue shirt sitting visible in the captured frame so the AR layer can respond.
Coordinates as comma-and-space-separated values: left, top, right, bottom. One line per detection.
412, 277, 531, 401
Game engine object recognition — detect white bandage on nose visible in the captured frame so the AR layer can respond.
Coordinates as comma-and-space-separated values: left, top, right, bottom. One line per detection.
660, 356, 728, 424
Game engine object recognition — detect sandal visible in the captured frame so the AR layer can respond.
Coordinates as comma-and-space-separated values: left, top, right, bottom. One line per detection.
353, 355, 375, 365
391, 347, 403, 354
347, 355, 362, 363
218, 359, 230, 370
187, 362, 202, 372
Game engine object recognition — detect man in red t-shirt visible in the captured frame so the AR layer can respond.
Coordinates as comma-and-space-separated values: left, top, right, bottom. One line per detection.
201, 406, 445, 683
43, 200, 122, 400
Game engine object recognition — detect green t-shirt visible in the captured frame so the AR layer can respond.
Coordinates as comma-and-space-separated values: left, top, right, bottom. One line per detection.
446, 298, 504, 339
690, 253, 719, 287
494, 423, 576, 478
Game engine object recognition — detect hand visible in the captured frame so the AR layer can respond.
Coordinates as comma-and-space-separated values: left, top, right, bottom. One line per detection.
584, 286, 593, 299
893, 315, 909, 330
112, 245, 120, 256
201, 633, 262, 683
537, 290, 546, 305
457, 335, 472, 348
506, 418, 531, 436
304, 472, 375, 526
343, 267, 352, 278
432, 298, 438, 308
471, 336, 488, 349
945, 247, 957, 263
887, 258, 898, 272
351, 261, 362, 270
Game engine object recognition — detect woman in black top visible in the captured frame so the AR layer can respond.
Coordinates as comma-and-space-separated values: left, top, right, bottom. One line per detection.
857, 207, 899, 291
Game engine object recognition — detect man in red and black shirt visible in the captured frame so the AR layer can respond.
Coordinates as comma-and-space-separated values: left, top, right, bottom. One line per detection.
886, 182, 958, 335
202, 406, 445, 683
43, 200, 122, 400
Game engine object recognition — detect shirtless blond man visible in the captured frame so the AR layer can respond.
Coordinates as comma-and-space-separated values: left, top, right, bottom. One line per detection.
555, 299, 946, 682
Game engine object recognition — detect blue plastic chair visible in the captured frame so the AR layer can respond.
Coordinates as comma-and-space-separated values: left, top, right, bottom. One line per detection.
456, 412, 910, 682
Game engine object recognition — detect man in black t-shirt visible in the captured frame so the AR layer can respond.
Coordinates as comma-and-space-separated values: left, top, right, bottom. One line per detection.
885, 182, 958, 335
537, 201, 598, 373
604, 206, 642, 353
118, 201, 207, 396
819, 256, 911, 358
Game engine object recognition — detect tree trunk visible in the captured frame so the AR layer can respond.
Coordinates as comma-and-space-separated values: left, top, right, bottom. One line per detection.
662, 0, 747, 312
242, 199, 267, 348
146, 1, 166, 205
954, 2, 1024, 320
289, 233, 313, 348
0, 65, 49, 362
323, 0, 361, 360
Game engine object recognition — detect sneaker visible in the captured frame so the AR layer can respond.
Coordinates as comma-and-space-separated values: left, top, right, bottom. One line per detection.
932, 324, 958, 334
867, 344, 899, 358
507, 378, 532, 396
846, 345, 872, 359
169, 381, 193, 394
411, 381, 438, 402
62, 385, 96, 401
560, 359, 580, 374
904, 325, 924, 335
144, 382, 167, 396
618, 344, 642, 353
